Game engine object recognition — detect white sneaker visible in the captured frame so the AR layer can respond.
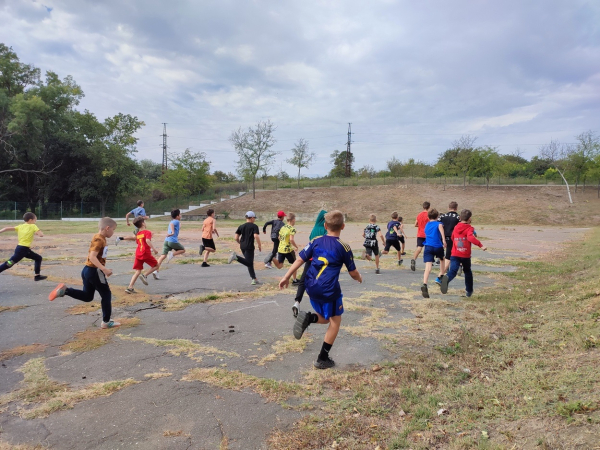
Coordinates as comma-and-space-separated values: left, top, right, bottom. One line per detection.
227, 252, 237, 264
152, 272, 160, 280
140, 274, 148, 285
166, 251, 174, 263
292, 301, 300, 318
265, 262, 272, 269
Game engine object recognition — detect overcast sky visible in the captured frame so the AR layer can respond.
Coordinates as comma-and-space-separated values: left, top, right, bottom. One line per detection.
2, 0, 599, 175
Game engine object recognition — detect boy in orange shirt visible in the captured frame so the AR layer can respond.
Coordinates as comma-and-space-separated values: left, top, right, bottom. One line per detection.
411, 201, 430, 271
199, 209, 219, 267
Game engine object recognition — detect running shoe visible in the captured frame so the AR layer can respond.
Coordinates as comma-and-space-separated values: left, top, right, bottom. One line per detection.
440, 275, 449, 294
401, 252, 406, 255
375, 268, 381, 274
462, 291, 473, 298
48, 283, 66, 301
125, 288, 135, 294
292, 301, 300, 318
265, 262, 272, 269
152, 272, 160, 280
398, 260, 403, 266
101, 320, 121, 329
199, 244, 205, 256
34, 275, 47, 281
293, 311, 312, 339
201, 262, 210, 267
140, 274, 148, 285
314, 357, 335, 370
251, 279, 260, 285
115, 236, 121, 246
291, 279, 300, 285
411, 259, 416, 271
434, 277, 441, 286
421, 283, 430, 298
166, 251, 174, 263
227, 252, 237, 264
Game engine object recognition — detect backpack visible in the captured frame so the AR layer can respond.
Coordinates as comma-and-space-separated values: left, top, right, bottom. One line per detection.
271, 219, 285, 240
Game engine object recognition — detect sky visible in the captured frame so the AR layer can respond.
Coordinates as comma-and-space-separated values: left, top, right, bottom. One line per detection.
1, 0, 599, 176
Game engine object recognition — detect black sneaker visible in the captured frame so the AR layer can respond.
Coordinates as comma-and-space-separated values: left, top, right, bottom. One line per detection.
440, 275, 449, 294
401, 252, 406, 255
410, 259, 416, 271
461, 291, 473, 298
34, 275, 47, 281
291, 279, 300, 285
201, 262, 210, 267
314, 357, 335, 370
293, 311, 312, 339
398, 260, 403, 266
199, 244, 205, 256
421, 283, 430, 298
375, 268, 381, 274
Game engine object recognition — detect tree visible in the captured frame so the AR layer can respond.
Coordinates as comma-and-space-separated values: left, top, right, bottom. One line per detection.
160, 168, 190, 207
540, 139, 573, 203
230, 120, 277, 199
386, 156, 403, 177
172, 148, 211, 195
568, 130, 600, 192
213, 170, 237, 183
329, 150, 354, 178
470, 146, 500, 190
357, 165, 377, 178
286, 138, 315, 188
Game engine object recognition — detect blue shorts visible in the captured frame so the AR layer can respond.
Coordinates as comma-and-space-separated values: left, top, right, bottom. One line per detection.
423, 245, 444, 263
310, 296, 344, 320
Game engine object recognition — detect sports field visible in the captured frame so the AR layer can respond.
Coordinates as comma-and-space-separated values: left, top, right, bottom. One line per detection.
0, 216, 599, 449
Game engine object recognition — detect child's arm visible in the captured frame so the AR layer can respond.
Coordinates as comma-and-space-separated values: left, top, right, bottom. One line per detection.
166, 223, 174, 237
88, 251, 112, 277
467, 229, 486, 251
400, 224, 407, 237
254, 233, 262, 252
212, 218, 219, 237
348, 269, 363, 283
379, 230, 385, 246
262, 220, 273, 234
125, 211, 132, 226
279, 256, 306, 289
290, 235, 298, 250
120, 235, 137, 241
0, 227, 16, 233
438, 224, 446, 248
35, 229, 44, 237
414, 218, 419, 227
235, 233, 240, 244
147, 238, 159, 255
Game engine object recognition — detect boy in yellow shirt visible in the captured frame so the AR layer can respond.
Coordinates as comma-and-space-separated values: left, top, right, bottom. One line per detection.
272, 212, 299, 283
0, 212, 47, 281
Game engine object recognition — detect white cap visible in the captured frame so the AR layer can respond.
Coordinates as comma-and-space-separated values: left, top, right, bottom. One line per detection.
245, 211, 256, 218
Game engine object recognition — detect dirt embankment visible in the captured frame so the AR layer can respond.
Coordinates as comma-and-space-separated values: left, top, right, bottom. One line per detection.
185, 185, 600, 226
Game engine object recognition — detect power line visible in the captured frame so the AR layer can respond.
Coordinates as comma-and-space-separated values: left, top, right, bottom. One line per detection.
161, 123, 168, 173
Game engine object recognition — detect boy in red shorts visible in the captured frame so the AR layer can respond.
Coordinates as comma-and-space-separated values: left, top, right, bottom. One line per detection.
121, 217, 159, 293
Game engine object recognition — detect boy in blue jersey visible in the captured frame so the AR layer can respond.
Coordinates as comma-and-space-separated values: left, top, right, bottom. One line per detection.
421, 208, 447, 298
279, 210, 362, 369
125, 200, 149, 235
381, 211, 403, 266
155, 209, 185, 275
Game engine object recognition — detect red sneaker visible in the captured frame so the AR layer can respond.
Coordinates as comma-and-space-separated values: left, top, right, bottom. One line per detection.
48, 283, 66, 301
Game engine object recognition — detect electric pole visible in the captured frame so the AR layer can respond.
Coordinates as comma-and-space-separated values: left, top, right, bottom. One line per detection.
345, 122, 352, 177
161, 123, 168, 173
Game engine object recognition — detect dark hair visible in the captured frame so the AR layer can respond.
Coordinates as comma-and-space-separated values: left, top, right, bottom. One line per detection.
422, 201, 430, 209
171, 209, 181, 218
206, 209, 215, 217
391, 211, 399, 219
460, 209, 472, 222
133, 217, 145, 228
428, 208, 439, 220
449, 201, 458, 210
23, 212, 36, 222
398, 216, 403, 222
137, 200, 144, 206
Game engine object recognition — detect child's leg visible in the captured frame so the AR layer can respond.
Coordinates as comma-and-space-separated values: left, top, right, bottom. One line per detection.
172, 249, 185, 257
64, 267, 97, 302
25, 248, 43, 275
445, 257, 460, 284
323, 315, 342, 344
128, 270, 142, 288
93, 272, 112, 323
0, 246, 28, 273
375, 254, 380, 269
439, 257, 446, 277
240, 249, 256, 279
294, 260, 311, 304
396, 250, 402, 261
155, 255, 167, 271
144, 264, 159, 276
272, 254, 284, 269
203, 247, 215, 263
423, 262, 433, 284
462, 258, 474, 293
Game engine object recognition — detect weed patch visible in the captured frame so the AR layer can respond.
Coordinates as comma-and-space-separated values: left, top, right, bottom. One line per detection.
118, 335, 239, 361
60, 318, 140, 352
0, 344, 46, 362
258, 334, 314, 365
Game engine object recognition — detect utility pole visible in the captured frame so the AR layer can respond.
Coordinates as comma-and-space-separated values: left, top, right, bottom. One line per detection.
345, 123, 352, 177
161, 123, 168, 173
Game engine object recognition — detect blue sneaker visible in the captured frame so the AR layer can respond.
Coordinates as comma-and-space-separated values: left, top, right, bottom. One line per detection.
435, 277, 441, 285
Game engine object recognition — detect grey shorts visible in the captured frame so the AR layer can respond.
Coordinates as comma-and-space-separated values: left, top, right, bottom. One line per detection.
162, 241, 185, 255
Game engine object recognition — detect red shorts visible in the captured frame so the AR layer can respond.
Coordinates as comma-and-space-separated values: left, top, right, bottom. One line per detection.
133, 255, 158, 270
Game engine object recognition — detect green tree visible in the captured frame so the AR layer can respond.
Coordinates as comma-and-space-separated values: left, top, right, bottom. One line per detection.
160, 168, 191, 207
172, 148, 211, 195
386, 156, 403, 177
329, 150, 354, 178
470, 146, 500, 190
286, 138, 315, 188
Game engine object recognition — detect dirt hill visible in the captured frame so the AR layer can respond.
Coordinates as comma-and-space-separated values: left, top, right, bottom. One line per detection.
185, 184, 600, 226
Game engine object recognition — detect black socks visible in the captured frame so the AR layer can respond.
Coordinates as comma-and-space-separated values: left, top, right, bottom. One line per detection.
310, 313, 319, 323
318, 342, 333, 361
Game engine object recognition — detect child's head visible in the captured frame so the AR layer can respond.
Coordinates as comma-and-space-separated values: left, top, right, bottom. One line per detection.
277, 210, 286, 219
206, 208, 215, 217
137, 200, 144, 207
422, 201, 430, 210
98, 217, 117, 237
171, 209, 181, 220
449, 201, 458, 211
287, 212, 296, 225
133, 217, 146, 229
398, 216, 403, 223
369, 213, 376, 223
460, 209, 473, 223
428, 209, 439, 220
391, 211, 399, 220
23, 212, 37, 223
245, 211, 256, 222
324, 210, 345, 233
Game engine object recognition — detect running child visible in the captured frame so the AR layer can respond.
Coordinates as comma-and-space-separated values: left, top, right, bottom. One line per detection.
411, 201, 430, 271
421, 208, 447, 298
199, 209, 219, 267
272, 213, 299, 283
381, 211, 403, 266
439, 201, 460, 274
48, 217, 120, 329
0, 212, 47, 281
125, 200, 149, 235
279, 210, 362, 369
155, 209, 185, 274
118, 217, 159, 294
440, 209, 487, 297
262, 211, 286, 269
362, 214, 386, 274
227, 211, 262, 285
292, 209, 327, 318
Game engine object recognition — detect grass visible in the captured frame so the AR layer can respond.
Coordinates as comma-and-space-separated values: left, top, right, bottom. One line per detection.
0, 442, 46, 450
0, 305, 28, 315
0, 358, 138, 419
0, 344, 46, 362
258, 334, 314, 365
60, 318, 140, 353
162, 285, 280, 311
118, 335, 239, 361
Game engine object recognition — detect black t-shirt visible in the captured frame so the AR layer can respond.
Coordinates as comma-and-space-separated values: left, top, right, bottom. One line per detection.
236, 222, 260, 250
439, 211, 460, 240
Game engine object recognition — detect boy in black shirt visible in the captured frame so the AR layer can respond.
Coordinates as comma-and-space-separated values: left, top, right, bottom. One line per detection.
228, 211, 262, 285
438, 202, 460, 274
262, 210, 286, 269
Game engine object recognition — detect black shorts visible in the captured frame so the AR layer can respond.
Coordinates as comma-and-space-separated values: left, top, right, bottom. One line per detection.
277, 252, 296, 264
445, 239, 453, 259
202, 238, 216, 250
399, 236, 405, 244
365, 245, 380, 257
417, 237, 426, 247
384, 239, 400, 252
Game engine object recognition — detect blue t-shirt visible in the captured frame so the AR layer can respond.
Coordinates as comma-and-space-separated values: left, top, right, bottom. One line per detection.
299, 235, 356, 304
130, 206, 146, 217
165, 220, 180, 243
424, 221, 443, 248
385, 220, 401, 240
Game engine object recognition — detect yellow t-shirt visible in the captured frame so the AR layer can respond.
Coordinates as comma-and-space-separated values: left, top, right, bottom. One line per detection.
278, 224, 296, 254
15, 223, 40, 247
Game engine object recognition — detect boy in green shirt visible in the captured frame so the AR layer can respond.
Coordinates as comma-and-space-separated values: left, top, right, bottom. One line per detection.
0, 212, 47, 281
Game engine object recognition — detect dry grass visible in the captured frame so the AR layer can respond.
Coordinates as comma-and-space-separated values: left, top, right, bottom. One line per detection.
0, 305, 27, 315
258, 334, 314, 365
0, 344, 46, 362
162, 285, 280, 311
163, 430, 184, 437
65, 302, 101, 315
0, 358, 138, 419
144, 370, 172, 379
60, 318, 141, 353
0, 441, 46, 450
118, 335, 239, 361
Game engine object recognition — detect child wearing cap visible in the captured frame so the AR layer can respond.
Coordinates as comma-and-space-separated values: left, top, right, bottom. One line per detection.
228, 211, 262, 285
262, 211, 286, 269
